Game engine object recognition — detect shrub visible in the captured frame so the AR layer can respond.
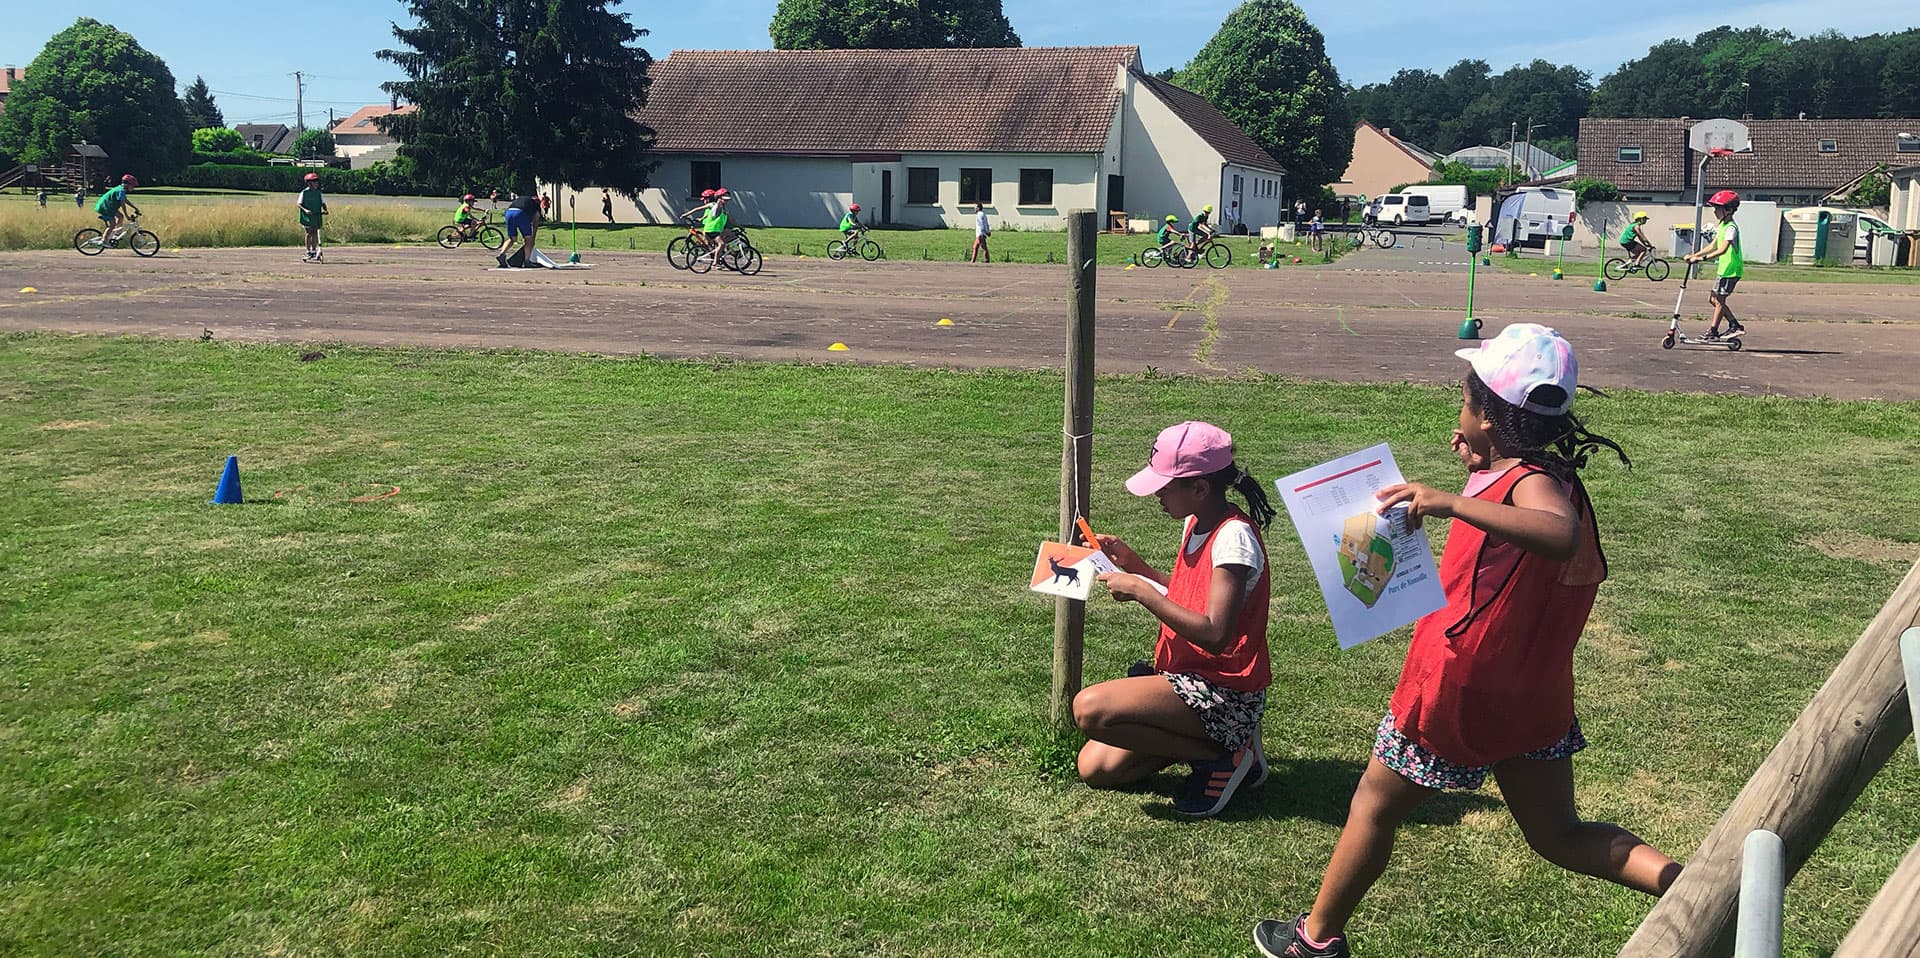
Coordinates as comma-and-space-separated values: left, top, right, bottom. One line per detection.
191, 127, 245, 153
190, 149, 275, 167
1569, 177, 1622, 206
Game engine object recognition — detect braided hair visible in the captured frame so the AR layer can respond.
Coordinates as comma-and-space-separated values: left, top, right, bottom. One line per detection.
1197, 462, 1276, 529
1465, 370, 1630, 483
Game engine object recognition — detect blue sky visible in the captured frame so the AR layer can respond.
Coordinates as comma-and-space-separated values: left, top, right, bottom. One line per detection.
4, 1, 1916, 125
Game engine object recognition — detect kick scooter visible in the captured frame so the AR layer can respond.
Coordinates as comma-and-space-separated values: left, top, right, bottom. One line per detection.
1662, 258, 1742, 351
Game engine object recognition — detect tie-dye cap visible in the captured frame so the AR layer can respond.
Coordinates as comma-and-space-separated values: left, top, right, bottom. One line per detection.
1455, 323, 1577, 416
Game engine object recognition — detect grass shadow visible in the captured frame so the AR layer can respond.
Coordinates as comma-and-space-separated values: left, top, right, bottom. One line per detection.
1136, 757, 1504, 826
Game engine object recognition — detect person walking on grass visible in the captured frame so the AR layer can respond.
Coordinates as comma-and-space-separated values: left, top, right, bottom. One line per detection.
1074, 421, 1277, 819
1252, 324, 1678, 958
970, 202, 991, 263
297, 172, 328, 262
1683, 191, 1747, 342
601, 188, 614, 225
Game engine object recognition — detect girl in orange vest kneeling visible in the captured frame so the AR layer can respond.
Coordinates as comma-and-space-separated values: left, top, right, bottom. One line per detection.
1073, 421, 1275, 818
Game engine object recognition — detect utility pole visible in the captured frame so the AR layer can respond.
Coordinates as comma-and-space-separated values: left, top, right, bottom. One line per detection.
291, 71, 306, 132
1507, 122, 1517, 186
1522, 120, 1545, 182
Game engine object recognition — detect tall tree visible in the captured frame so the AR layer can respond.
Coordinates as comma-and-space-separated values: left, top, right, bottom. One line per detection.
291, 128, 335, 159
0, 18, 191, 181
181, 75, 224, 129
378, 0, 657, 192
1179, 0, 1351, 190
770, 0, 1019, 49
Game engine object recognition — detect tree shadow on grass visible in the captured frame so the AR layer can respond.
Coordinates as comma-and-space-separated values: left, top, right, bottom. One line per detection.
1135, 757, 1503, 826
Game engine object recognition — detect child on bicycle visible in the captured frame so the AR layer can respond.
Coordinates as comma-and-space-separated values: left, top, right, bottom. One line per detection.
840, 203, 864, 243
1187, 204, 1215, 256
454, 193, 481, 234
1157, 215, 1188, 261
1076, 420, 1277, 818
1250, 324, 1677, 958
1684, 191, 1746, 341
94, 174, 141, 237
297, 172, 328, 262
1618, 211, 1652, 267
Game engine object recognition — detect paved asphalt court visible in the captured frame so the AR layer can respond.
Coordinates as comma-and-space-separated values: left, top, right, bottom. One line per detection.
2, 240, 1916, 400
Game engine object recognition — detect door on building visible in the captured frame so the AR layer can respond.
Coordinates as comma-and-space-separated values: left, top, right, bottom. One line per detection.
881, 170, 893, 225
1107, 175, 1126, 231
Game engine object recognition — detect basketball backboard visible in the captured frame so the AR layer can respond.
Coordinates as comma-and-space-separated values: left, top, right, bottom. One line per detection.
1690, 118, 1752, 154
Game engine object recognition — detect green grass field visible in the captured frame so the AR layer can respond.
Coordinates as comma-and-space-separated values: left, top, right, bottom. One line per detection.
3, 334, 1917, 957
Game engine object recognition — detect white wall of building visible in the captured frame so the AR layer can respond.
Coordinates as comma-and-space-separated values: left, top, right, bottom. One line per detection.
1222, 163, 1283, 234
884, 152, 1100, 231
1118, 73, 1219, 228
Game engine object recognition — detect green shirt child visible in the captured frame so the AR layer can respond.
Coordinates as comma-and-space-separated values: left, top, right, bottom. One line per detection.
1716, 222, 1743, 278
299, 187, 327, 229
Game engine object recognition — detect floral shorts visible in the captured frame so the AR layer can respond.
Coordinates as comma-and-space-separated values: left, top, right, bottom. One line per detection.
1372, 712, 1586, 791
1166, 672, 1266, 751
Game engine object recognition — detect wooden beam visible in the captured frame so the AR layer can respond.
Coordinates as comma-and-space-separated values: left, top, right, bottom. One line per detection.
1050, 210, 1097, 730
1619, 559, 1920, 958
1831, 837, 1920, 958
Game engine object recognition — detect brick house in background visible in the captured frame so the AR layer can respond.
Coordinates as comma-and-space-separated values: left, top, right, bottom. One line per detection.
0, 65, 23, 116
568, 46, 1286, 232
1336, 121, 1438, 200
1578, 117, 1920, 205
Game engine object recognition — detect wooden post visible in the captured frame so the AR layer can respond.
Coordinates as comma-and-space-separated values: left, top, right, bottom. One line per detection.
1051, 210, 1097, 730
1619, 558, 1920, 958
1832, 837, 1920, 957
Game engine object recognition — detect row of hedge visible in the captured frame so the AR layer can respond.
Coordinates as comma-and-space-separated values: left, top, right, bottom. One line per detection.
168, 162, 440, 196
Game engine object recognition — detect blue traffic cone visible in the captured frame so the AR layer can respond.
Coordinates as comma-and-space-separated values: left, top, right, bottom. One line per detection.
1593, 278, 1608, 292
211, 455, 243, 504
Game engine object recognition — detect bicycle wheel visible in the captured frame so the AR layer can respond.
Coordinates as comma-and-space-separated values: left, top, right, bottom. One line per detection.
688, 246, 715, 274
130, 230, 160, 257
1204, 244, 1231, 269
1178, 248, 1200, 269
1373, 229, 1396, 249
736, 247, 763, 276
859, 240, 881, 262
74, 228, 106, 255
827, 240, 847, 261
667, 236, 693, 270
1603, 258, 1628, 281
479, 226, 506, 252
1141, 248, 1163, 268
1645, 258, 1670, 282
437, 225, 464, 250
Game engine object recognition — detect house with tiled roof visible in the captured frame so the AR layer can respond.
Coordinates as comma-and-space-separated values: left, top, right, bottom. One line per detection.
1336, 121, 1438, 201
1578, 117, 1920, 205
598, 46, 1285, 231
0, 65, 23, 116
234, 123, 295, 154
329, 103, 416, 166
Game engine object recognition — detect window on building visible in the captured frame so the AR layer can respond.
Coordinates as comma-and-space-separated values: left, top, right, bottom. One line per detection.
691, 161, 722, 196
906, 167, 938, 205
1819, 139, 1838, 153
1617, 146, 1643, 164
1898, 136, 1920, 153
1018, 168, 1054, 206
959, 168, 993, 205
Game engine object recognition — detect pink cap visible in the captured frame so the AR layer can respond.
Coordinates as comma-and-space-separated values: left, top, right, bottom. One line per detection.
1456, 323, 1577, 416
1126, 421, 1235, 495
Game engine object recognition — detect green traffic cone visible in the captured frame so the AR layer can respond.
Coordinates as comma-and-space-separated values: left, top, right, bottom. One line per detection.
1593, 278, 1607, 292
1457, 317, 1483, 340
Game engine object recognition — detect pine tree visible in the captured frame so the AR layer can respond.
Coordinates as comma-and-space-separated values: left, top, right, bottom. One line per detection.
377, 0, 657, 193
181, 75, 224, 129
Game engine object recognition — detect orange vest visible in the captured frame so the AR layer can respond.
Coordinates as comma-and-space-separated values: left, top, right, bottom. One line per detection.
1153, 511, 1272, 692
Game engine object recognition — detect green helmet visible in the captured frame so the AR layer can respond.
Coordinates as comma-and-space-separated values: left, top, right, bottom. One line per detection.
1165, 214, 1178, 222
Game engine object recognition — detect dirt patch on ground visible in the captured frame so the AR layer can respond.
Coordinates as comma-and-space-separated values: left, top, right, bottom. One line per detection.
1808, 531, 1920, 566
38, 419, 106, 430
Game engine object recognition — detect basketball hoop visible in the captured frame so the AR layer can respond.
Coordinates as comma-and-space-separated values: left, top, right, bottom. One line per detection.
1689, 118, 1752, 155
1709, 147, 1734, 157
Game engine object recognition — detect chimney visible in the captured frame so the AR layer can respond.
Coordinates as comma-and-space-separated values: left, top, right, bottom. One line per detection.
390, 93, 398, 110
4, 66, 14, 82
1382, 127, 1392, 137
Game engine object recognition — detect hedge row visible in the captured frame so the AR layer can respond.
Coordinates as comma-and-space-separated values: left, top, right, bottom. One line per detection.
167, 163, 435, 196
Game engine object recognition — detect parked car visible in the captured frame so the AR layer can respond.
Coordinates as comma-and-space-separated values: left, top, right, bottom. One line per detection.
1404, 184, 1468, 222
1375, 192, 1431, 225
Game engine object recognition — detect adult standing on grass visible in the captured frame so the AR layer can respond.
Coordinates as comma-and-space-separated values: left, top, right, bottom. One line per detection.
297, 172, 328, 263
970, 203, 990, 263
1251, 325, 1678, 958
601, 188, 614, 224
498, 186, 543, 268
1294, 198, 1307, 231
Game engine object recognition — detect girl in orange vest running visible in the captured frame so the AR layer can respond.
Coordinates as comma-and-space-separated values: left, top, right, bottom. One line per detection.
1252, 324, 1679, 958
1074, 421, 1276, 818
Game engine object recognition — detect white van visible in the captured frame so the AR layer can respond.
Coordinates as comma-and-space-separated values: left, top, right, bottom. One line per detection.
1403, 184, 1467, 223
1375, 192, 1431, 225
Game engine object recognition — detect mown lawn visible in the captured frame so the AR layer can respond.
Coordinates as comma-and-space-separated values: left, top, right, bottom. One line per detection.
1, 334, 1916, 957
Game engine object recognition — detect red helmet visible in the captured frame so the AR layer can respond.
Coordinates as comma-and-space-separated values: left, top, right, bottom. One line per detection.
700, 189, 715, 198
1707, 189, 1740, 207
303, 172, 320, 182
120, 174, 139, 187
849, 203, 861, 212
462, 193, 475, 201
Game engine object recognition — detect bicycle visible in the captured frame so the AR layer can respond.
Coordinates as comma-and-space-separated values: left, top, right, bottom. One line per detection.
1603, 253, 1670, 282
1188, 235, 1232, 268
1140, 244, 1196, 269
437, 206, 505, 251
827, 228, 882, 262
1347, 224, 1397, 249
689, 227, 761, 276
75, 215, 160, 257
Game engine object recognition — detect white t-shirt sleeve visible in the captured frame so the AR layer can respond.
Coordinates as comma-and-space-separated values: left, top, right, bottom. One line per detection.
1210, 521, 1266, 596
